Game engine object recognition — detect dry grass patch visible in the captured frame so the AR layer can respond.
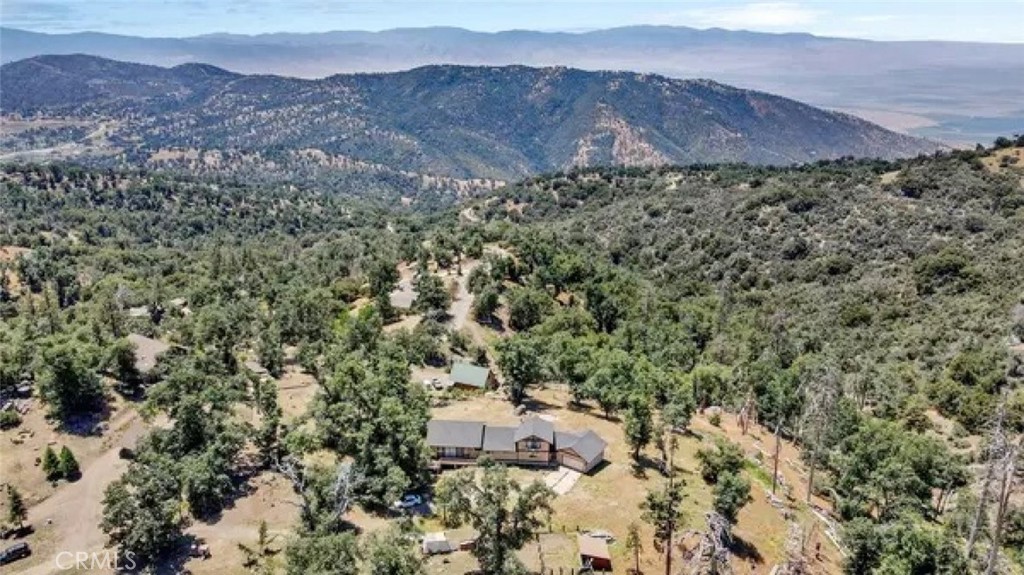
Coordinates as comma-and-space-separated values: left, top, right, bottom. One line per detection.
981, 146, 1024, 173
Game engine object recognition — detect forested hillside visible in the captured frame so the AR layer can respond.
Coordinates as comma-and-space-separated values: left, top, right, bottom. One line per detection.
0, 141, 1022, 574
476, 144, 1024, 432
1, 56, 939, 185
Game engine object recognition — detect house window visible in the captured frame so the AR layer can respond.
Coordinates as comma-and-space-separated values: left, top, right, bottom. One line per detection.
525, 439, 543, 451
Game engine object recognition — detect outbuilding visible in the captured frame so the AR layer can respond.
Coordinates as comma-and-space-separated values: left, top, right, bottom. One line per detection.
421, 532, 454, 555
448, 362, 495, 391
578, 534, 612, 571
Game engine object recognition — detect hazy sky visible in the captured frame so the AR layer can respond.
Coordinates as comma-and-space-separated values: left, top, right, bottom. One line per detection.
2, 0, 1023, 42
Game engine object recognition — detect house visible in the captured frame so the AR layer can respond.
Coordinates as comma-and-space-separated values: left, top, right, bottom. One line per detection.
555, 429, 607, 473
427, 416, 606, 473
426, 420, 484, 461
578, 534, 613, 571
126, 333, 171, 375
448, 362, 496, 391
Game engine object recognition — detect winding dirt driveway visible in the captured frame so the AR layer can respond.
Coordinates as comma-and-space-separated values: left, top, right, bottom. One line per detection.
17, 413, 147, 575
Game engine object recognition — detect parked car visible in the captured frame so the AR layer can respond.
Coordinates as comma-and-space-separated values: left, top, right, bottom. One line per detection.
0, 542, 31, 565
188, 543, 211, 559
392, 494, 423, 510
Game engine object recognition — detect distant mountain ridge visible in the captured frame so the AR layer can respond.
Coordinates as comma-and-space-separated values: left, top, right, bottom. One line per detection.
3, 25, 1023, 143
0, 54, 940, 182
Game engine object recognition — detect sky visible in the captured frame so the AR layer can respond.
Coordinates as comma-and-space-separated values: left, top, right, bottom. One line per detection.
2, 0, 1023, 42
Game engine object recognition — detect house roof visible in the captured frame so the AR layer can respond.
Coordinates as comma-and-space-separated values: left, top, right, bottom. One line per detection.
557, 430, 607, 464
422, 532, 454, 554
514, 416, 554, 443
577, 535, 611, 560
126, 333, 171, 374
427, 420, 484, 449
482, 426, 516, 451
449, 362, 491, 388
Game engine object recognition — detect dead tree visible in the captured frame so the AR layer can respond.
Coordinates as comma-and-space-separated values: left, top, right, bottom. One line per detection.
276, 455, 359, 531
772, 420, 783, 495
966, 392, 1010, 559
771, 522, 810, 575
984, 434, 1021, 575
737, 392, 757, 436
800, 361, 840, 504
686, 512, 733, 575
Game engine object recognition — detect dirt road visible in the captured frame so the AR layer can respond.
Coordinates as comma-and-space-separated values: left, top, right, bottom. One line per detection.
447, 258, 481, 333
16, 413, 147, 575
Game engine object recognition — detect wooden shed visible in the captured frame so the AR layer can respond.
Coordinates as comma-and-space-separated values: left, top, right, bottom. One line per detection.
578, 534, 612, 571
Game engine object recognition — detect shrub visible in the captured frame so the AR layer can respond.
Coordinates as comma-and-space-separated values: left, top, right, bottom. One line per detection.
58, 446, 80, 480
839, 302, 872, 328
696, 440, 745, 484
0, 410, 21, 430
913, 249, 980, 295
713, 471, 752, 523
41, 445, 60, 481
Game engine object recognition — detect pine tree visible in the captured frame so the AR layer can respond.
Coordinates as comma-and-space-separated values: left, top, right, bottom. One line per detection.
58, 445, 80, 480
41, 445, 60, 481
625, 521, 643, 575
6, 486, 27, 529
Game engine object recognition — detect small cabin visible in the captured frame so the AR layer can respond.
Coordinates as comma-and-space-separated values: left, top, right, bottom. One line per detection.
448, 362, 496, 391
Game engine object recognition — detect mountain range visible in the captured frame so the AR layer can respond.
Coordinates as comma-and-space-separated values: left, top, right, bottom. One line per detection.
3, 26, 1023, 144
0, 54, 939, 194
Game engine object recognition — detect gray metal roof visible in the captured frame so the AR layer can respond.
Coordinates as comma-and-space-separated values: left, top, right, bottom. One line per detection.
514, 417, 554, 443
449, 362, 491, 388
482, 426, 516, 451
426, 420, 484, 449
557, 429, 607, 464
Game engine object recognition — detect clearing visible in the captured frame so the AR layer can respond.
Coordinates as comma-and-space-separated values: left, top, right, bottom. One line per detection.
431, 386, 843, 574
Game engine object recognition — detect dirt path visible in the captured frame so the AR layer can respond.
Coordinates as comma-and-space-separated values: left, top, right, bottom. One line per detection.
447, 259, 481, 333
16, 413, 147, 575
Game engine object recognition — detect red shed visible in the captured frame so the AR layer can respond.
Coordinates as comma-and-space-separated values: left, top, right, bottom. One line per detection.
578, 534, 612, 571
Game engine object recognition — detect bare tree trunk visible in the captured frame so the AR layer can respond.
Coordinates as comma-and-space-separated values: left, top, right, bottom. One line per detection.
967, 454, 995, 558
967, 395, 1009, 559
772, 420, 782, 495
665, 469, 674, 575
664, 536, 672, 575
806, 458, 816, 505
985, 439, 1020, 575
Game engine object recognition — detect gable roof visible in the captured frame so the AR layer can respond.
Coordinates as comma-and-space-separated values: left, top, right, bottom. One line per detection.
449, 362, 491, 388
482, 426, 516, 451
427, 420, 484, 449
577, 534, 611, 560
514, 416, 554, 443
557, 429, 607, 464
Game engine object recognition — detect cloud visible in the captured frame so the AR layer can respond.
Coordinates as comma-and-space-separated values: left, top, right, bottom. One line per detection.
682, 2, 823, 29
0, 0, 75, 26
852, 14, 897, 24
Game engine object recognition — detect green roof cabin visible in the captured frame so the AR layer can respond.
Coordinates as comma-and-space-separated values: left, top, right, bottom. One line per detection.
448, 362, 495, 391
